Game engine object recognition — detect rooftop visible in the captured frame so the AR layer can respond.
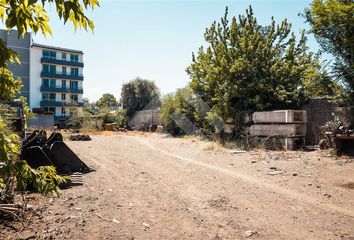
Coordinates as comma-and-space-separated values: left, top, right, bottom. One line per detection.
32, 43, 83, 54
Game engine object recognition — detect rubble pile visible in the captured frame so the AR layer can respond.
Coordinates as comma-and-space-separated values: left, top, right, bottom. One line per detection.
69, 134, 92, 141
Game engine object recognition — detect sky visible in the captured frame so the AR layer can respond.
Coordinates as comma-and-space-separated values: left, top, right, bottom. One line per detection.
16, 0, 321, 101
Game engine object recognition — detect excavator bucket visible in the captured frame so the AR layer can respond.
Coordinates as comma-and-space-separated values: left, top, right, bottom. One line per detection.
46, 132, 63, 146
48, 141, 92, 174
21, 130, 51, 169
21, 131, 92, 174
21, 146, 54, 169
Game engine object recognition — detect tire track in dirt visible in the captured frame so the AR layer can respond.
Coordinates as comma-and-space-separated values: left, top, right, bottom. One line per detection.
137, 137, 354, 218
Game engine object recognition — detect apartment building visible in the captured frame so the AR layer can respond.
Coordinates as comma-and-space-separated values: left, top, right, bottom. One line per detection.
0, 29, 84, 123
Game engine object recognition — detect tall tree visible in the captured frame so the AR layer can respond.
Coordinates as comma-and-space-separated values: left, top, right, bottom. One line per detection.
96, 93, 119, 110
304, 0, 354, 103
120, 78, 161, 117
187, 6, 333, 125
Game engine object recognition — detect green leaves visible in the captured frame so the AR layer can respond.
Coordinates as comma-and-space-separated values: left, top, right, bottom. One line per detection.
0, 0, 99, 37
0, 67, 23, 101
96, 93, 119, 110
304, 0, 353, 104
120, 78, 161, 117
187, 6, 335, 125
15, 163, 68, 196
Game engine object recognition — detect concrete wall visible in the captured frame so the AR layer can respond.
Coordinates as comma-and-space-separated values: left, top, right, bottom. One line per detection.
128, 108, 162, 127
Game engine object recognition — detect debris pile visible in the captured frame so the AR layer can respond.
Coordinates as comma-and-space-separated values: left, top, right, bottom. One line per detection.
69, 134, 92, 141
321, 124, 354, 156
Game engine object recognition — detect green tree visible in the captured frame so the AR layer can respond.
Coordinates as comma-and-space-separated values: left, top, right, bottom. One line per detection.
120, 77, 161, 117
187, 6, 334, 129
160, 88, 196, 135
96, 93, 119, 110
0, 0, 99, 200
304, 0, 354, 103
0, 68, 22, 101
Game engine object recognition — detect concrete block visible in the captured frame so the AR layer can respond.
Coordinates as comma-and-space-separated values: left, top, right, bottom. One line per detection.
252, 110, 307, 123
250, 124, 306, 137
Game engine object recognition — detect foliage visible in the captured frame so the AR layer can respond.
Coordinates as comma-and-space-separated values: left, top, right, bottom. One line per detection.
323, 113, 343, 132
0, 68, 23, 101
304, 0, 354, 109
96, 93, 119, 110
302, 67, 346, 101
116, 109, 127, 127
82, 98, 99, 115
120, 77, 161, 117
160, 88, 196, 135
0, 0, 98, 38
80, 117, 104, 132
186, 6, 335, 129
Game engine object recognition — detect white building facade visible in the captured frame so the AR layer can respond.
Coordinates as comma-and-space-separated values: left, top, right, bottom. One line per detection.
30, 44, 84, 121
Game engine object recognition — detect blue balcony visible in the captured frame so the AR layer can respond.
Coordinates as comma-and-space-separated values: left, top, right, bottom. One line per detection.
41, 57, 84, 67
40, 100, 84, 107
41, 71, 84, 80
40, 85, 83, 94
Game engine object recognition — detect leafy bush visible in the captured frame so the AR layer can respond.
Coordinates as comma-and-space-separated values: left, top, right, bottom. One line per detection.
80, 118, 104, 132
116, 109, 127, 127
160, 88, 196, 136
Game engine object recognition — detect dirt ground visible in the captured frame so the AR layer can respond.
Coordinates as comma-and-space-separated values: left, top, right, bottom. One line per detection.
2, 132, 354, 240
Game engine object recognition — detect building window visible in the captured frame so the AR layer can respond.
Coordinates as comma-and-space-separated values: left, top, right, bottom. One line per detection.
70, 81, 78, 90
50, 93, 56, 101
62, 66, 66, 74
42, 93, 56, 101
49, 107, 55, 113
61, 80, 66, 89
70, 54, 79, 62
61, 107, 66, 116
70, 94, 78, 102
50, 79, 56, 88
62, 53, 66, 60
61, 93, 66, 101
43, 64, 56, 73
70, 67, 79, 76
43, 50, 56, 59
70, 108, 76, 116
43, 79, 49, 87
43, 64, 48, 72
42, 92, 48, 100
43, 79, 56, 88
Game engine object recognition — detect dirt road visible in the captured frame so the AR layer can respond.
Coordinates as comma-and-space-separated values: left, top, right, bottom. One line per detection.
4, 133, 354, 239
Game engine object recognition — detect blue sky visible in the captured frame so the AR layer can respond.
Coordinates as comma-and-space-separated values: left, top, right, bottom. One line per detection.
28, 1, 319, 101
